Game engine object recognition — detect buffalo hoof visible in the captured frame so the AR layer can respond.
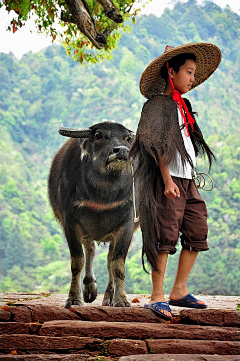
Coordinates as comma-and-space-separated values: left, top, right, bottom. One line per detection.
102, 289, 114, 306
112, 298, 131, 307
102, 297, 111, 306
64, 299, 83, 309
83, 282, 98, 303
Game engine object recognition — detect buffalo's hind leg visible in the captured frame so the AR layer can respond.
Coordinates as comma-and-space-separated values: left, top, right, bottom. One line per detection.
82, 240, 98, 303
64, 226, 84, 309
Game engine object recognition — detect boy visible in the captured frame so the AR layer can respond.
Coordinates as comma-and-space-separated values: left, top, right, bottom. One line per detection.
129, 43, 222, 320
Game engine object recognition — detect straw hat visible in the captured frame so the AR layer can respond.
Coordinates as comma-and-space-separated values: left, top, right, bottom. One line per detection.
140, 43, 222, 99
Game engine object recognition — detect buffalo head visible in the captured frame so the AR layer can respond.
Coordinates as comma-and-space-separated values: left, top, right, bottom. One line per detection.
58, 122, 134, 174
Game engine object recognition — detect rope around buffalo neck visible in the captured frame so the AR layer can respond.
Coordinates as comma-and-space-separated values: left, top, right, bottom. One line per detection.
130, 160, 140, 223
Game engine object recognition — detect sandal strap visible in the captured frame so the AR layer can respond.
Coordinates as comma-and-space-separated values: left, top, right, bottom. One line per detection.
152, 302, 171, 312
183, 294, 198, 303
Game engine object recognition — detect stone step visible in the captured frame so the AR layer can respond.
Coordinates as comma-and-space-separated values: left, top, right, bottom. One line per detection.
0, 305, 80, 323
1, 335, 239, 357
0, 305, 166, 324
0, 355, 90, 360
1, 305, 239, 327
38, 320, 240, 341
180, 309, 240, 327
146, 339, 240, 356
0, 355, 240, 361
0, 335, 102, 354
119, 355, 240, 361
0, 335, 147, 357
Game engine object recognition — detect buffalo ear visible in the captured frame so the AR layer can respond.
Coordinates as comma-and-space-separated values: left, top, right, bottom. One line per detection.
58, 124, 92, 138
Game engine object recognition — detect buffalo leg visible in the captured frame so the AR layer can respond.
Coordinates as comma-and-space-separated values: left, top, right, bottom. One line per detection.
64, 227, 85, 309
82, 240, 97, 303
111, 228, 132, 307
102, 241, 114, 306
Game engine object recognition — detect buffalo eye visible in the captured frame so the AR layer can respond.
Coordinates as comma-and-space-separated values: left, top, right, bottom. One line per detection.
126, 136, 133, 143
95, 132, 103, 140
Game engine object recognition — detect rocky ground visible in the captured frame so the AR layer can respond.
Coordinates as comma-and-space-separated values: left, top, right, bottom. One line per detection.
1, 292, 239, 311
0, 293, 240, 361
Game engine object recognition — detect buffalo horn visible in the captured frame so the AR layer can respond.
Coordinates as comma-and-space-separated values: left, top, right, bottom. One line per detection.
58, 124, 92, 138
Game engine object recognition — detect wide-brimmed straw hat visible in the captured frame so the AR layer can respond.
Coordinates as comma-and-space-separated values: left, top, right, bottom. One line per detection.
140, 42, 222, 99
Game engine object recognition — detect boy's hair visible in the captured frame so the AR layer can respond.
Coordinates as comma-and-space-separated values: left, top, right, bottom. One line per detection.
161, 53, 196, 82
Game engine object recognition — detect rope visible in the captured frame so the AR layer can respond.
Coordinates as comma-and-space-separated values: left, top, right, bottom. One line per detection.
130, 160, 140, 223
193, 172, 214, 191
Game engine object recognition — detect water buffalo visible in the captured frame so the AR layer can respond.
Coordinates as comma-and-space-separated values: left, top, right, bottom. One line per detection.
48, 121, 138, 308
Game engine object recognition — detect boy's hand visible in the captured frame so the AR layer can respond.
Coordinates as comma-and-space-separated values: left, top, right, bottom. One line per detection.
164, 180, 180, 199
159, 161, 180, 199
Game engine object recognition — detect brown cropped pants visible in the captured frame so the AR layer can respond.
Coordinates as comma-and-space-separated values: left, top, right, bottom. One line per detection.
155, 176, 209, 255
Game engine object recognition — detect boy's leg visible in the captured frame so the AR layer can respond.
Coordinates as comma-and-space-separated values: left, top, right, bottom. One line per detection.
169, 249, 205, 305
169, 180, 209, 304
148, 251, 171, 318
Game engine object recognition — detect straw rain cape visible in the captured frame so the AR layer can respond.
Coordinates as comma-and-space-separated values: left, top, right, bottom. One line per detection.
129, 95, 215, 272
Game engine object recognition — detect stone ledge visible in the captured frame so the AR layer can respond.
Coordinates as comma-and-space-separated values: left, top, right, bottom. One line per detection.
1, 306, 32, 323
0, 305, 80, 323
0, 335, 102, 353
70, 305, 167, 323
180, 309, 240, 327
39, 320, 240, 341
0, 355, 90, 361
1, 322, 30, 335
108, 339, 147, 356
0, 308, 12, 321
1, 305, 239, 327
119, 355, 240, 361
0, 335, 148, 358
146, 339, 240, 355
1, 305, 167, 324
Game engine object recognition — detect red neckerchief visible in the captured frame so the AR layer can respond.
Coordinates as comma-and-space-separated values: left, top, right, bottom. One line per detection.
167, 62, 195, 136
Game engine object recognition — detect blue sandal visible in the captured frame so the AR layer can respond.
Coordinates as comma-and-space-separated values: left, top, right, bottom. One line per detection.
169, 293, 207, 309
144, 301, 172, 320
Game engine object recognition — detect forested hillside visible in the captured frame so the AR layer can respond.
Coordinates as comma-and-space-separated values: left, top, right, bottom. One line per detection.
0, 0, 239, 296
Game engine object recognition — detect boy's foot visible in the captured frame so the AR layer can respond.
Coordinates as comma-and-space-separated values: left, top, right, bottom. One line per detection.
144, 301, 172, 320
169, 293, 207, 308
169, 287, 206, 307
146, 297, 172, 319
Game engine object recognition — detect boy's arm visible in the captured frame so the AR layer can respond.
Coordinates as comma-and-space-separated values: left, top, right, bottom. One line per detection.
160, 163, 180, 199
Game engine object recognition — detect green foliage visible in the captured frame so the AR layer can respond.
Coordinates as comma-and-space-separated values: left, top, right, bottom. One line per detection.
0, 0, 149, 64
0, 0, 239, 296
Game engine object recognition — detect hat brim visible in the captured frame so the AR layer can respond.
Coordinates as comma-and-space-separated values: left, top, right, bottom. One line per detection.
140, 43, 222, 99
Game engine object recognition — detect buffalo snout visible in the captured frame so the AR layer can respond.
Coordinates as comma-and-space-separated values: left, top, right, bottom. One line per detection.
113, 146, 129, 160
107, 146, 129, 171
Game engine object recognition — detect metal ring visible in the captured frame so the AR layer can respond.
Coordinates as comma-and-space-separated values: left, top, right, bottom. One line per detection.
193, 172, 214, 191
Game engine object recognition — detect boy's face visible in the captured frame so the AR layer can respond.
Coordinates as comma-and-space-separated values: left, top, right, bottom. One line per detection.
170, 59, 196, 94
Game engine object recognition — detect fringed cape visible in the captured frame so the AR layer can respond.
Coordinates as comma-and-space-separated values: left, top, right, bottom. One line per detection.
129, 95, 215, 272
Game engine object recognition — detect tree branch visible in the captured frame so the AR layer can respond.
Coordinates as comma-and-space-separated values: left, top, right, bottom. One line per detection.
96, 0, 123, 23
64, 0, 106, 49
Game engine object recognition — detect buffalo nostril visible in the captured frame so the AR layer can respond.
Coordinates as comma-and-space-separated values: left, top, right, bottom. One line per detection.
113, 146, 129, 154
109, 146, 129, 163
113, 147, 120, 153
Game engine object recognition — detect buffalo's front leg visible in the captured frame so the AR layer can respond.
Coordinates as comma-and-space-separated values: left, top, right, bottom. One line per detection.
110, 226, 133, 307
102, 241, 114, 306
64, 226, 85, 308
82, 240, 97, 303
